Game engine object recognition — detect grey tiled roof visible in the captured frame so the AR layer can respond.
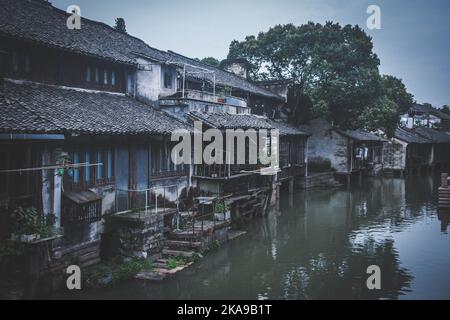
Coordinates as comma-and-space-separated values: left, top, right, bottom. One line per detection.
264, 119, 309, 136
394, 127, 450, 144
162, 51, 282, 100
414, 127, 450, 144
0, 0, 280, 99
188, 112, 309, 136
0, 0, 165, 65
410, 104, 450, 120
336, 129, 387, 142
394, 127, 431, 144
0, 80, 190, 135
189, 111, 274, 130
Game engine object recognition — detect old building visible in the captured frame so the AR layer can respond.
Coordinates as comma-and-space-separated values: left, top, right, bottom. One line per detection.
413, 127, 450, 170
0, 79, 191, 294
268, 119, 309, 190
384, 127, 450, 176
0, 0, 192, 296
384, 127, 433, 175
302, 118, 387, 185
400, 103, 450, 130
0, 0, 313, 297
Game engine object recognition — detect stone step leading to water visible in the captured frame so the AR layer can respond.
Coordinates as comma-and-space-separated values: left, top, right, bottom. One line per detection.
162, 249, 196, 258
165, 240, 202, 250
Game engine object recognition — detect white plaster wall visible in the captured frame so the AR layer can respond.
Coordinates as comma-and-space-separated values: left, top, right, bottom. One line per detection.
224, 63, 247, 79
150, 177, 189, 204
88, 185, 117, 240
159, 64, 178, 98
400, 114, 442, 128
135, 58, 162, 104
135, 59, 178, 104
305, 118, 349, 173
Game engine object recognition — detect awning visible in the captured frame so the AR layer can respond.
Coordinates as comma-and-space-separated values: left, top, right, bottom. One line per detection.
63, 190, 102, 204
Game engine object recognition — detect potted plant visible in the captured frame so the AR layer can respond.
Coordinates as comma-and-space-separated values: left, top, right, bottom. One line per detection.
217, 96, 226, 104
214, 200, 231, 221
10, 207, 55, 243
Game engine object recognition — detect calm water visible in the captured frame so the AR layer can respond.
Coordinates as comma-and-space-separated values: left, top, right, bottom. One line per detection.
55, 176, 450, 300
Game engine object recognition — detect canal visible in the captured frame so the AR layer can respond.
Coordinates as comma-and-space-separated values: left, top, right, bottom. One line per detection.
55, 176, 450, 300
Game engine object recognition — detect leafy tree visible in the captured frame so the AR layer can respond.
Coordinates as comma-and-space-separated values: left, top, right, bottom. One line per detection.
353, 75, 413, 137
286, 85, 314, 126
356, 96, 399, 137
114, 18, 127, 33
228, 22, 412, 135
200, 57, 220, 67
381, 75, 413, 114
442, 105, 450, 114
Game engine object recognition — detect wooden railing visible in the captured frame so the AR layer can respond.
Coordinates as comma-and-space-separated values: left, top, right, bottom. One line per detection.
194, 164, 263, 178
187, 195, 231, 239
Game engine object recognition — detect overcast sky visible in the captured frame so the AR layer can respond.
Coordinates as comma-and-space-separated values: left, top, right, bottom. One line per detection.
52, 0, 450, 108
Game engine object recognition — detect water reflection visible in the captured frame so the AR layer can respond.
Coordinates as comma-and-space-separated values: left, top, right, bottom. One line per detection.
54, 176, 450, 300
438, 211, 450, 233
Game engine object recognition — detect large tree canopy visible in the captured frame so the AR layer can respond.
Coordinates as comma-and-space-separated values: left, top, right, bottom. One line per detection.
199, 57, 220, 67
228, 22, 413, 136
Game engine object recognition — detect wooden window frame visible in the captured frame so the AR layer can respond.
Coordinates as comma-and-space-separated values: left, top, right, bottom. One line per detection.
69, 147, 115, 190
85, 66, 92, 83
103, 69, 109, 85
163, 70, 173, 89
151, 141, 186, 179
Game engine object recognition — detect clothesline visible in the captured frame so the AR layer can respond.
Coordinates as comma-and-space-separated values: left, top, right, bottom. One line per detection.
0, 162, 103, 174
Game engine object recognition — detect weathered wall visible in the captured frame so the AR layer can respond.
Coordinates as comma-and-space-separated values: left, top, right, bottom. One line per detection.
150, 176, 189, 204
160, 98, 250, 115
223, 62, 247, 79
195, 178, 221, 195
89, 185, 115, 241
305, 118, 349, 173
400, 114, 442, 129
384, 139, 407, 171
135, 58, 178, 104
110, 213, 164, 259
183, 90, 248, 108
136, 59, 161, 103
38, 144, 115, 243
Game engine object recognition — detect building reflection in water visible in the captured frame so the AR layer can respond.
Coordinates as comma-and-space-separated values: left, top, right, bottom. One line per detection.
438, 210, 450, 233
52, 176, 450, 300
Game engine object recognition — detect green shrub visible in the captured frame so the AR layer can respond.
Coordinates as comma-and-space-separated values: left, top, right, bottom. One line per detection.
10, 207, 57, 238
86, 257, 154, 288
165, 257, 184, 270
210, 240, 220, 251
214, 201, 229, 214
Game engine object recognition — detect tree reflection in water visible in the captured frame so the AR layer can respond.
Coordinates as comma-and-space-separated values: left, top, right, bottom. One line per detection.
52, 176, 450, 300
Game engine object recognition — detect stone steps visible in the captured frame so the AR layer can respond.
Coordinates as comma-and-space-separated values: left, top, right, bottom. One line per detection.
168, 230, 203, 242
165, 240, 202, 251
162, 249, 195, 258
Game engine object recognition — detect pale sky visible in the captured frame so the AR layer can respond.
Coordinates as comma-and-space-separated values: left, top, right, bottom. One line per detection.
52, 0, 450, 108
